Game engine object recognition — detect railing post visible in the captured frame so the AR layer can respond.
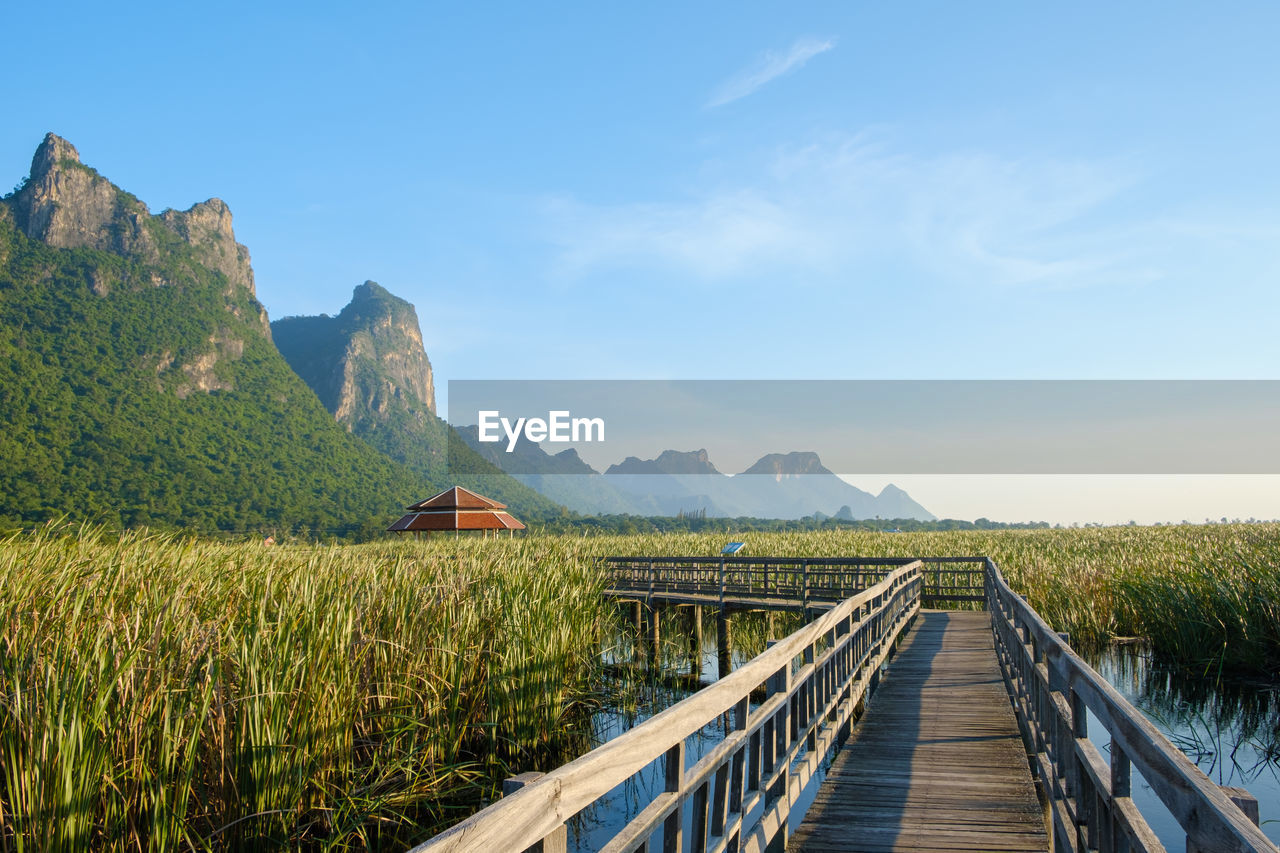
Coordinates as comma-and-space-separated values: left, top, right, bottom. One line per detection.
777, 659, 793, 852
801, 560, 810, 618
762, 641, 781, 776
1069, 691, 1086, 801
1103, 740, 1129, 853
837, 613, 855, 743
649, 606, 661, 665
1222, 787, 1261, 828
503, 772, 567, 853
803, 640, 817, 751
717, 610, 731, 680
729, 696, 749, 820
1187, 787, 1261, 853
664, 741, 685, 853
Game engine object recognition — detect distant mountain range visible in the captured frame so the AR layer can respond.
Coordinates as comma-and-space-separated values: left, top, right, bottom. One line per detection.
457, 431, 935, 520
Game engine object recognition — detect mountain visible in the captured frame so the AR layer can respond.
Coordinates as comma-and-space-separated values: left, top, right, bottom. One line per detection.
598, 447, 933, 520
8, 134, 258, 303
456, 425, 660, 515
653, 453, 932, 520
870, 483, 933, 520
0, 133, 456, 536
274, 281, 436, 425
456, 426, 935, 521
741, 452, 832, 478
606, 449, 721, 476
723, 452, 935, 520
272, 285, 561, 520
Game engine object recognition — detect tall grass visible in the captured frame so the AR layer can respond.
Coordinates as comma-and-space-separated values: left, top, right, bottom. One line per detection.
1, 522, 1276, 849
0, 525, 612, 850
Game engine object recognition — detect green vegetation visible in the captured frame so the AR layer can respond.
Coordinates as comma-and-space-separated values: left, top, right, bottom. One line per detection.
537, 512, 1053, 534
1, 522, 1275, 850
0, 218, 437, 538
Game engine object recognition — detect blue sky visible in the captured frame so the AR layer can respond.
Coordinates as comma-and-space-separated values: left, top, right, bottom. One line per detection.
6, 2, 1280, 522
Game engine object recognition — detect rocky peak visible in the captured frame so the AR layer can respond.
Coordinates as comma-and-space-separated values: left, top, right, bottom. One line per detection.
657, 449, 719, 475
740, 451, 834, 480
6, 133, 256, 297
30, 132, 81, 179
159, 197, 255, 295
349, 279, 395, 308
606, 449, 721, 476
333, 281, 435, 417
338, 281, 413, 332
9, 132, 151, 256
552, 448, 598, 475
272, 281, 437, 430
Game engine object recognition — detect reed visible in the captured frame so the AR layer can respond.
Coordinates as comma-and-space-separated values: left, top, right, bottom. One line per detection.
0, 526, 613, 850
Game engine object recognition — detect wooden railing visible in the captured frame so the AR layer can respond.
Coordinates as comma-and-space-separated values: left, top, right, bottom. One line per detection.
986, 557, 1275, 853
408, 561, 923, 853
603, 555, 983, 608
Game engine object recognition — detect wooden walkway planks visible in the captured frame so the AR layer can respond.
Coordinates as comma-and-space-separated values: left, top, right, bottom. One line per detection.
789, 610, 1048, 853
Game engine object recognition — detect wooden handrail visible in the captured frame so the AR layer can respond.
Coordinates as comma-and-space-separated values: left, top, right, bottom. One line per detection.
985, 557, 1275, 853
409, 561, 923, 853
604, 556, 985, 608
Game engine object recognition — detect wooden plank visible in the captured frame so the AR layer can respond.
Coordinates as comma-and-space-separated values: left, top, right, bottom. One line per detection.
789, 611, 1048, 853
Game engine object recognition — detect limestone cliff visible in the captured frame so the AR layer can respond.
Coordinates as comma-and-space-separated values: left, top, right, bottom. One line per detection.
9, 133, 256, 298
272, 281, 437, 432
0, 136, 446, 536
159, 198, 255, 296
2, 133, 269, 392
10, 134, 155, 258
740, 451, 833, 480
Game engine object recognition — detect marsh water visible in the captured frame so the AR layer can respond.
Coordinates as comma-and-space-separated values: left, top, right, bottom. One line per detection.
564, 606, 1279, 852
1080, 643, 1280, 847
566, 606, 806, 852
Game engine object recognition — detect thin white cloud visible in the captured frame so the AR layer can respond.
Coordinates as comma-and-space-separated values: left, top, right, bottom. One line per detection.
539, 132, 1152, 290
707, 37, 836, 107
542, 190, 826, 280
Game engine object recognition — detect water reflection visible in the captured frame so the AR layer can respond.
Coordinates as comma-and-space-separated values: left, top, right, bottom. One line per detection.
570, 605, 803, 852
1083, 642, 1280, 847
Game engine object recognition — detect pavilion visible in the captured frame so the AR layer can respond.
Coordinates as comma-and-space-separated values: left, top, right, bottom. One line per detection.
387, 486, 526, 537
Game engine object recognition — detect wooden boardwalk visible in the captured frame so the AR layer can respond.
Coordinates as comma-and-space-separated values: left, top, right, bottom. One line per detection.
789, 611, 1048, 853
